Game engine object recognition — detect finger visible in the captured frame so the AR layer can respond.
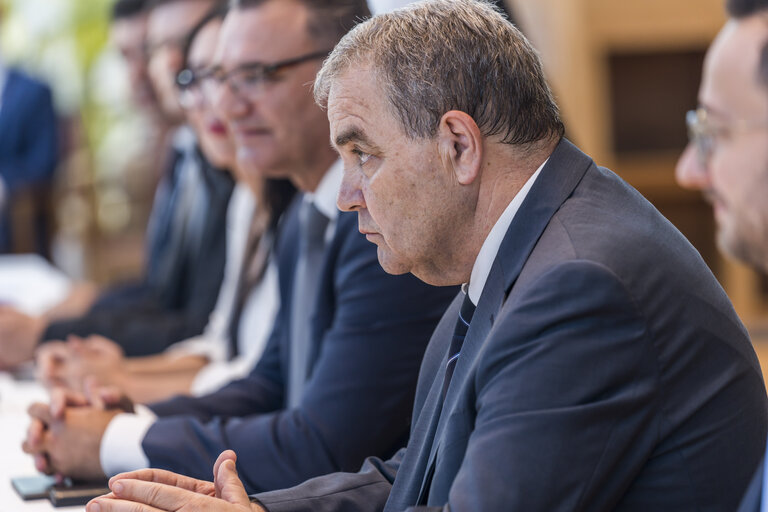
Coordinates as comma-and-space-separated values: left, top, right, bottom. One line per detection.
34, 453, 52, 474
50, 387, 89, 418
110, 479, 202, 510
87, 496, 165, 512
212, 449, 237, 481
215, 457, 251, 505
24, 417, 46, 451
85, 377, 106, 409
28, 402, 53, 425
110, 469, 214, 495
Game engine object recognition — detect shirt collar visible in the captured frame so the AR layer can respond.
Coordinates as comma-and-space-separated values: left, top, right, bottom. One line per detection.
466, 158, 548, 305
304, 159, 343, 221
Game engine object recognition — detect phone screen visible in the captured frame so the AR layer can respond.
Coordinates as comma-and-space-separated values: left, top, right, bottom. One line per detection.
11, 475, 57, 500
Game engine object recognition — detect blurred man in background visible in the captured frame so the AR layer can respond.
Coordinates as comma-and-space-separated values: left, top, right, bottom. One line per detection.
675, 0, 768, 509
0, 6, 59, 254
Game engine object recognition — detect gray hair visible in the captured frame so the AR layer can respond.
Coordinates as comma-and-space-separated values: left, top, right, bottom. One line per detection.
314, 0, 564, 147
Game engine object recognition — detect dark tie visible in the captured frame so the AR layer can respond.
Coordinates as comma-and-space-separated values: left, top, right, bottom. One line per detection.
441, 292, 476, 402
288, 201, 330, 408
419, 292, 477, 506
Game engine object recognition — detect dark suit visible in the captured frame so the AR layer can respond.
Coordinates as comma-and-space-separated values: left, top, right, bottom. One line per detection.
0, 68, 58, 252
738, 458, 765, 512
140, 197, 458, 493
42, 146, 233, 356
253, 139, 768, 511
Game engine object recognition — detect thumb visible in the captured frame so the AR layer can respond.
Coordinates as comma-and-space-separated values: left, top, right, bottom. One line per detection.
214, 452, 250, 505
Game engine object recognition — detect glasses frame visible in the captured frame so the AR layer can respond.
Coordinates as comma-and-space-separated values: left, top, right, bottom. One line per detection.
204, 49, 332, 101
175, 66, 216, 109
686, 107, 768, 169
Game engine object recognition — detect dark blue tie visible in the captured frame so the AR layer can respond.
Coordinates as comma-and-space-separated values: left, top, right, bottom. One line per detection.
441, 292, 476, 402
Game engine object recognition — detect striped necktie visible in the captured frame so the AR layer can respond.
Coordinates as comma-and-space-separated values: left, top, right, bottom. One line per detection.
441, 292, 476, 402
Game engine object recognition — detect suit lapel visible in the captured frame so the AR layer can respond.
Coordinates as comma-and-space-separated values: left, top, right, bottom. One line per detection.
416, 138, 593, 504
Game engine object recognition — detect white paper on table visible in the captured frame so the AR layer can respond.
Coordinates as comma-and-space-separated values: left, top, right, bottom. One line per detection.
0, 254, 72, 316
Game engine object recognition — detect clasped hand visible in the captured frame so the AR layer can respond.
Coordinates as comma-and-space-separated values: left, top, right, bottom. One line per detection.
22, 381, 133, 481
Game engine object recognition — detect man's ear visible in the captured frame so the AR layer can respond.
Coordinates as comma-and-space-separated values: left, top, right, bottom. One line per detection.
437, 110, 483, 185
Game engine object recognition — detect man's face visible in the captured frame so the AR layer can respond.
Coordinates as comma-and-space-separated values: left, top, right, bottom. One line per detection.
111, 14, 157, 112
330, 67, 470, 285
146, 0, 213, 123
676, 17, 768, 272
213, 1, 332, 186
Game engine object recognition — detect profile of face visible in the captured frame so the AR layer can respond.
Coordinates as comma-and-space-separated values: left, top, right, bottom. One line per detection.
676, 17, 768, 273
146, 0, 214, 123
330, 67, 474, 285
183, 19, 235, 170
212, 0, 333, 187
111, 14, 157, 112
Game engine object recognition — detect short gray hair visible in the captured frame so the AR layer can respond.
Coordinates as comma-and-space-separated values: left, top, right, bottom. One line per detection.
315, 0, 564, 147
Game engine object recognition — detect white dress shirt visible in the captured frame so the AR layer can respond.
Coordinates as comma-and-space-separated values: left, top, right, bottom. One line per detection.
466, 159, 547, 305
165, 183, 280, 395
100, 160, 344, 476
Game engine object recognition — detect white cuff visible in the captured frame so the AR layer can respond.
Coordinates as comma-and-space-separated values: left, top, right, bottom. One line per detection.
165, 334, 227, 362
191, 355, 256, 396
100, 405, 157, 476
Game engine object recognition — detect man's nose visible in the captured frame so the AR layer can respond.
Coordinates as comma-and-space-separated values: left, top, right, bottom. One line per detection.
675, 144, 711, 191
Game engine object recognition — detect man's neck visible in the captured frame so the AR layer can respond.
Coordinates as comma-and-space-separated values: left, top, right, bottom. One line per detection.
290, 150, 338, 193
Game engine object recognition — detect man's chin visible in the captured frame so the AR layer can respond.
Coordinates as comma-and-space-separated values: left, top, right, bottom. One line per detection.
717, 223, 768, 274
376, 248, 411, 276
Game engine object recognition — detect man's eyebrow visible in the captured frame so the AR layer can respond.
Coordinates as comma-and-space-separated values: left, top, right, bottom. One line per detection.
334, 127, 375, 149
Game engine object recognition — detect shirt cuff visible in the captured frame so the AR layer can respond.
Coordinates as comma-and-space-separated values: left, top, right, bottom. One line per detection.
165, 334, 226, 362
100, 405, 157, 476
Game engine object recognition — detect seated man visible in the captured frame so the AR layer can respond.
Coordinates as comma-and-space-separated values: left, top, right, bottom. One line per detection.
35, 5, 297, 402
87, 1, 768, 511
675, 0, 768, 509
0, 0, 229, 366
0, 23, 58, 254
23, 0, 457, 495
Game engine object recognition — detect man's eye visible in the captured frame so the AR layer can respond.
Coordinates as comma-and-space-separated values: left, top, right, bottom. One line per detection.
352, 148, 371, 165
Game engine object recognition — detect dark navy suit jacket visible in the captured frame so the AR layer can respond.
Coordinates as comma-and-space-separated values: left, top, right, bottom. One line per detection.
738, 459, 765, 512
254, 139, 768, 511
0, 68, 58, 251
42, 149, 233, 356
141, 198, 458, 493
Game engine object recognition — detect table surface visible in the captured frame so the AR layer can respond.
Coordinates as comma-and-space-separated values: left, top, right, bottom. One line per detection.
0, 372, 83, 511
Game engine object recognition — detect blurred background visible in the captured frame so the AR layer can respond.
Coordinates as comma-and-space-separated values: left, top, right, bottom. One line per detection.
2, 0, 766, 341
0, 0, 158, 284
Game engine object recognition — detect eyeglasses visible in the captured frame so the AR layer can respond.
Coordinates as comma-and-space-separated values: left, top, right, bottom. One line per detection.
686, 107, 768, 169
176, 67, 215, 109
203, 49, 332, 101
144, 34, 188, 58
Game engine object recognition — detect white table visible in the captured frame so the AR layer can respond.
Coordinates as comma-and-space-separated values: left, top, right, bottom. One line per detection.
0, 372, 83, 511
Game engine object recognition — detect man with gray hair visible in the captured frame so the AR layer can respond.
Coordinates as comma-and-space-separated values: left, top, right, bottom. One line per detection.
87, 1, 768, 510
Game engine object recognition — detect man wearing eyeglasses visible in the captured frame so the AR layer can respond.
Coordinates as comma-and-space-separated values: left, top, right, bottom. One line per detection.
676, 0, 768, 510
677, 1, 768, 278
22, 0, 457, 495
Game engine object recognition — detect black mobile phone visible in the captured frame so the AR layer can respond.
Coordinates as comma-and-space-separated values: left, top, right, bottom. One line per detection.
48, 479, 111, 507
11, 475, 57, 500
